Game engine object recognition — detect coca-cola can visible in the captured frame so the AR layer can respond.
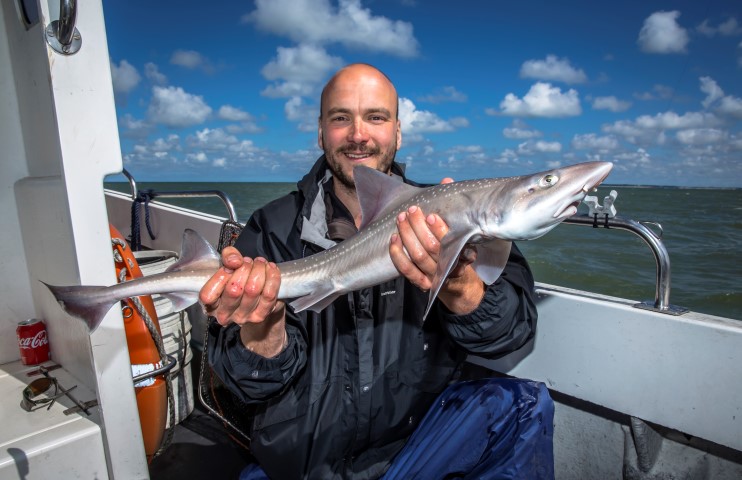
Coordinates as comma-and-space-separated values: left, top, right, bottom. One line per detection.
17, 319, 50, 365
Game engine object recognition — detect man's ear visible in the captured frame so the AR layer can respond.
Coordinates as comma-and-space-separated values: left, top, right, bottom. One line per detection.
318, 121, 324, 150
396, 120, 402, 150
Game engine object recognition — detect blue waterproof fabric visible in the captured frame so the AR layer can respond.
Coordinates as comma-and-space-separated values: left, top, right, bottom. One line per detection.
240, 378, 554, 480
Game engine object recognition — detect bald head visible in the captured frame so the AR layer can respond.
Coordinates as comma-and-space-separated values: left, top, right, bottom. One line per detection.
316, 63, 402, 193
320, 64, 399, 120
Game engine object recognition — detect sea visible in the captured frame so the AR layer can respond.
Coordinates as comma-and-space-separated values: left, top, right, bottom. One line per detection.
106, 181, 741, 321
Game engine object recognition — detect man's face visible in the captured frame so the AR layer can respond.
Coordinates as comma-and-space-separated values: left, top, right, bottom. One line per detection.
318, 67, 402, 190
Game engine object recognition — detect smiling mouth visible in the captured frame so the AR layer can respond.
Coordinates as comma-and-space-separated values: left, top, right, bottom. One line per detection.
345, 152, 372, 160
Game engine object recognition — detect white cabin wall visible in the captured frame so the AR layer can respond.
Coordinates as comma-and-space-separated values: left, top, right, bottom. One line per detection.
0, 2, 35, 365
2, 0, 149, 477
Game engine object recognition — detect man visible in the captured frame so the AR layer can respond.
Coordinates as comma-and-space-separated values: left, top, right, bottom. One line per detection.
200, 63, 554, 479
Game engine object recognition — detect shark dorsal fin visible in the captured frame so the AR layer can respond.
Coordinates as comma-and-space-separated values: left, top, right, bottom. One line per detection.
165, 229, 221, 273
354, 166, 423, 229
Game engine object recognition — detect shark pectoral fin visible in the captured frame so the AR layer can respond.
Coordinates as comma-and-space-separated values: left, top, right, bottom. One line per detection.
288, 287, 343, 314
471, 239, 511, 285
165, 229, 222, 273
162, 292, 200, 312
423, 233, 473, 320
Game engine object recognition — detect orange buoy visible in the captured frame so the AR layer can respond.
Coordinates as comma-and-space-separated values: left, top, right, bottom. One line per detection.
110, 225, 167, 463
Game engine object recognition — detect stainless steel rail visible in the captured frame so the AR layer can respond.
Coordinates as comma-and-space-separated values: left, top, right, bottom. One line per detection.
564, 214, 688, 315
132, 355, 178, 384
120, 168, 239, 223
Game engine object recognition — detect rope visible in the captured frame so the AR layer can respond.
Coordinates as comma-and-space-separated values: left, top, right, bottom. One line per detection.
130, 190, 157, 251
112, 237, 175, 458
130, 295, 176, 458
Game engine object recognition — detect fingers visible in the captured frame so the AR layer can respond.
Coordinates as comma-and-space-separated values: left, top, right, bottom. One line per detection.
390, 206, 451, 290
199, 249, 282, 326
199, 247, 241, 310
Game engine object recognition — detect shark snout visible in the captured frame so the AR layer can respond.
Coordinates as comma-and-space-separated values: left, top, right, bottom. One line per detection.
552, 161, 614, 219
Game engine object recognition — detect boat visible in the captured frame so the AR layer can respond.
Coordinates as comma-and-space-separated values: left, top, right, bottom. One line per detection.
1, 1, 740, 479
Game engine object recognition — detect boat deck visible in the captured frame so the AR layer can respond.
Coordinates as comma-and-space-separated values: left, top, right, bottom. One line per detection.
149, 356, 253, 479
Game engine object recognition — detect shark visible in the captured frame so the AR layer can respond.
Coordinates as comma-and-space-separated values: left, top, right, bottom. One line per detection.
45, 161, 612, 333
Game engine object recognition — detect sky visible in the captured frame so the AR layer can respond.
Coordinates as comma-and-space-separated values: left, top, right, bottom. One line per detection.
104, 0, 742, 187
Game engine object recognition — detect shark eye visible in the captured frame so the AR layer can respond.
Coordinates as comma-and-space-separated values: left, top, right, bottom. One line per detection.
540, 174, 558, 188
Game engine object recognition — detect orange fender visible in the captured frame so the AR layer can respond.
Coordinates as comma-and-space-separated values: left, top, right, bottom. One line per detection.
110, 225, 167, 463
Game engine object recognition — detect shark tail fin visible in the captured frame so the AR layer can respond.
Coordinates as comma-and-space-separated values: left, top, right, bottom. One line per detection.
42, 282, 115, 333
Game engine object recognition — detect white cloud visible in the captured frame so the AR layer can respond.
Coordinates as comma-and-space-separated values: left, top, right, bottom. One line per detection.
676, 128, 728, 145
110, 59, 141, 94
188, 128, 239, 151
418, 86, 468, 104
517, 140, 562, 155
118, 114, 152, 139
503, 119, 542, 139
171, 50, 208, 69
634, 84, 674, 101
285, 96, 318, 132
717, 95, 742, 118
615, 148, 651, 166
261, 44, 343, 98
219, 106, 262, 134
218, 105, 253, 122
186, 152, 209, 163
634, 111, 718, 130
147, 86, 212, 128
498, 82, 581, 118
150, 135, 180, 152
700, 76, 724, 108
571, 133, 619, 151
399, 97, 468, 134
697, 17, 742, 37
519, 55, 587, 84
592, 96, 631, 112
638, 11, 689, 54
244, 0, 419, 57
698, 75, 742, 118
603, 110, 721, 146
144, 62, 167, 85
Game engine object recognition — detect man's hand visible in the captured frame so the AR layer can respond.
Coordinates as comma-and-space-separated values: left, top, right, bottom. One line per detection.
389, 205, 485, 315
199, 246, 287, 357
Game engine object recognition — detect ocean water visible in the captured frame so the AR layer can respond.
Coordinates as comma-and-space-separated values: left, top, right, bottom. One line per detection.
106, 182, 741, 320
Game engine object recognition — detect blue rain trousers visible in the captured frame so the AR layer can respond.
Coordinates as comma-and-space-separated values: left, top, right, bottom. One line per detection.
240, 378, 554, 480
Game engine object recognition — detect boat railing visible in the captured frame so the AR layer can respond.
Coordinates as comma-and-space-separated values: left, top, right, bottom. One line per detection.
565, 190, 688, 316
120, 168, 239, 223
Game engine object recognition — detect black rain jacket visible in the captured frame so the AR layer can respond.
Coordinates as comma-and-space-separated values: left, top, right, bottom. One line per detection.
207, 156, 538, 480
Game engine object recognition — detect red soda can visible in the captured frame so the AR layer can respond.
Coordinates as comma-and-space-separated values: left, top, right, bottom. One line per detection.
17, 319, 51, 365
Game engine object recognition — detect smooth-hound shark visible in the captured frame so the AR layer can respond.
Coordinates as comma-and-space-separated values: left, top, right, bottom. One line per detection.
45, 161, 613, 332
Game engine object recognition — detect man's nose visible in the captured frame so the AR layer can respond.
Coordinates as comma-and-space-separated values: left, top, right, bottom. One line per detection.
348, 119, 369, 143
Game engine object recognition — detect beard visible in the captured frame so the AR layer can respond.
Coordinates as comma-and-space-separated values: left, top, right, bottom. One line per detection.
324, 141, 397, 191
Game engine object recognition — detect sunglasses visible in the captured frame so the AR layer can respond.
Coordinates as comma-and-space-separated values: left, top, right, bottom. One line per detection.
21, 376, 77, 412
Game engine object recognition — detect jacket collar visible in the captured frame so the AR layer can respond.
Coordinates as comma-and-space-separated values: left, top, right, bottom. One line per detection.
297, 155, 407, 250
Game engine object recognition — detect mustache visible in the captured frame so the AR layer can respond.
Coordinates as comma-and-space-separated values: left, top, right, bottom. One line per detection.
336, 145, 380, 155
